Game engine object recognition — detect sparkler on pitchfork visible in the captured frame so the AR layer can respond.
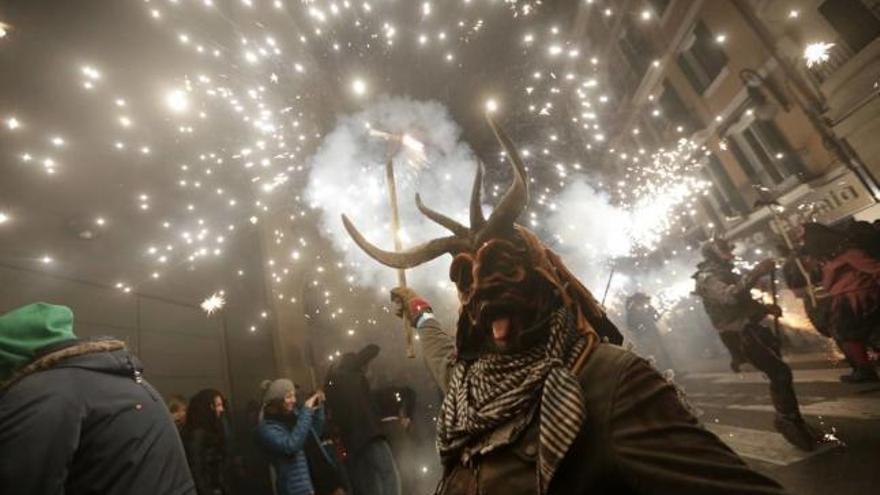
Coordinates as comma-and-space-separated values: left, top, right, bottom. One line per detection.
364, 129, 429, 358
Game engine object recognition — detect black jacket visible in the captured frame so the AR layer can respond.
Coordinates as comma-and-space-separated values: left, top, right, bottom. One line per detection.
184, 425, 231, 495
324, 344, 384, 456
0, 339, 195, 495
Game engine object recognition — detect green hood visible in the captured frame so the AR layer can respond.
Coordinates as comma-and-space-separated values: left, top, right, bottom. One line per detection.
0, 302, 76, 382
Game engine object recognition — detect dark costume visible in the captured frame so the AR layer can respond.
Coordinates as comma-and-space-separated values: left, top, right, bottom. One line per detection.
0, 304, 194, 495
372, 386, 418, 494
625, 292, 675, 372
781, 255, 831, 338
325, 344, 401, 495
802, 222, 880, 382
693, 240, 818, 450
342, 117, 789, 494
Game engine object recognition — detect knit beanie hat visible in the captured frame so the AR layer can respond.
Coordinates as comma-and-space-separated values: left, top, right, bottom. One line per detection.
262, 378, 295, 404
0, 302, 76, 382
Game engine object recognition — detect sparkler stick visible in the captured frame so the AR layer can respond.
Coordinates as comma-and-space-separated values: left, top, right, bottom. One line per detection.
601, 264, 615, 306
384, 157, 416, 359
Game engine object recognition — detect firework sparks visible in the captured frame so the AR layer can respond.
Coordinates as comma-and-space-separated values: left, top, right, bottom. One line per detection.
201, 292, 226, 315
804, 41, 835, 68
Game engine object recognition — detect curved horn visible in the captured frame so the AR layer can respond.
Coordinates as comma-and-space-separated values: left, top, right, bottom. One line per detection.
470, 161, 486, 230
415, 194, 469, 237
341, 214, 468, 269
480, 115, 529, 242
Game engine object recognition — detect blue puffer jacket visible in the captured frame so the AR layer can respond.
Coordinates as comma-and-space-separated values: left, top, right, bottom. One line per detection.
256, 405, 327, 495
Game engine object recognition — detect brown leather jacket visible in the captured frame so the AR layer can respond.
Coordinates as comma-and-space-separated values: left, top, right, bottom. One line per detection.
418, 318, 788, 495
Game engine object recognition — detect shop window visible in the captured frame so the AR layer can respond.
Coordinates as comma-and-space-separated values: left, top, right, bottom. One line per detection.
818, 0, 880, 54
677, 21, 728, 94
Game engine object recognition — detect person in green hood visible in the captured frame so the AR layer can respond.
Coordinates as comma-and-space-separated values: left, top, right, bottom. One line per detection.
0, 303, 77, 383
0, 302, 196, 495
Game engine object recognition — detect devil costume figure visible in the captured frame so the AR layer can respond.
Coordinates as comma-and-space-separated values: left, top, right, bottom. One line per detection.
341, 117, 788, 494
693, 237, 820, 451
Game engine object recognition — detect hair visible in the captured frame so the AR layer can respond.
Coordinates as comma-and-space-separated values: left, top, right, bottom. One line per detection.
166, 394, 187, 414
262, 398, 287, 417
185, 388, 226, 438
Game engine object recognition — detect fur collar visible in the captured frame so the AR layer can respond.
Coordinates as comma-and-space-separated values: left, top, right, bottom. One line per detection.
0, 339, 126, 392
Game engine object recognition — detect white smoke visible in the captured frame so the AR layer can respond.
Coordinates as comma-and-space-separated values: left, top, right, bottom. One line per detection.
306, 99, 703, 316
306, 97, 478, 299
545, 179, 631, 292
544, 178, 702, 315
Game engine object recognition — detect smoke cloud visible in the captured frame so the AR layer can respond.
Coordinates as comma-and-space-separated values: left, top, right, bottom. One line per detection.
544, 178, 701, 314
306, 97, 478, 301
307, 100, 702, 315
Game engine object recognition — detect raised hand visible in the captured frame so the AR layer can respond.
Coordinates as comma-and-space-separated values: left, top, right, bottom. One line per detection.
390, 287, 433, 326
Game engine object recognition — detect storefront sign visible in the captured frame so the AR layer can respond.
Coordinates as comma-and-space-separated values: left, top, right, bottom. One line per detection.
729, 167, 875, 251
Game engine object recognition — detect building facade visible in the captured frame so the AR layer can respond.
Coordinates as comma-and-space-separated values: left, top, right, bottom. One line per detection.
592, 0, 880, 252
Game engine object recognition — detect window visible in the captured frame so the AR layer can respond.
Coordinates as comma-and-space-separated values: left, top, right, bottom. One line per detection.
727, 119, 805, 188
699, 196, 724, 228
705, 154, 749, 215
818, 0, 880, 53
619, 19, 655, 76
677, 21, 728, 94
659, 82, 702, 133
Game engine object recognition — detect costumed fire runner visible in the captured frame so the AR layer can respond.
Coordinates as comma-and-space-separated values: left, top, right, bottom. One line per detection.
341, 115, 790, 494
693, 237, 822, 451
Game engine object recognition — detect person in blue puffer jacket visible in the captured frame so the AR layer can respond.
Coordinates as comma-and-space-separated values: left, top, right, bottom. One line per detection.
256, 379, 346, 495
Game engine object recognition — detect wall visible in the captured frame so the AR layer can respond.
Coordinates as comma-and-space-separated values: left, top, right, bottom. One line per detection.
0, 263, 276, 410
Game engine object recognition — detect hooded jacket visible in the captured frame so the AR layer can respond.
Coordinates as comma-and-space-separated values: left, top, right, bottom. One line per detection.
0, 338, 195, 495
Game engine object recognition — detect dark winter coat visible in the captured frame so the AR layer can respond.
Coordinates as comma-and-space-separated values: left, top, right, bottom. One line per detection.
419, 318, 789, 495
324, 344, 384, 455
0, 338, 195, 495
184, 424, 232, 495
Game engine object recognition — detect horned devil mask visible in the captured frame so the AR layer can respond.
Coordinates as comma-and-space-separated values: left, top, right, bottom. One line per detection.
342, 116, 621, 361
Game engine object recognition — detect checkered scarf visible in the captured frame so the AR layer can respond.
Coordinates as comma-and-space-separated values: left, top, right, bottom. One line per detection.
436, 307, 588, 493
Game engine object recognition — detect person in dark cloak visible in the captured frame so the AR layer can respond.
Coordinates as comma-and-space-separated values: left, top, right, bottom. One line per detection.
324, 344, 401, 495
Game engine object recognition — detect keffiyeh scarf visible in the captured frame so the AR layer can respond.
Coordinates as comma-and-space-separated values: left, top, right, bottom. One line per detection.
436, 307, 588, 493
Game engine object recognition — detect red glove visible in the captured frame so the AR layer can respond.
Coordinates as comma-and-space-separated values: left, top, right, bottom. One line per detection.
390, 287, 433, 326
